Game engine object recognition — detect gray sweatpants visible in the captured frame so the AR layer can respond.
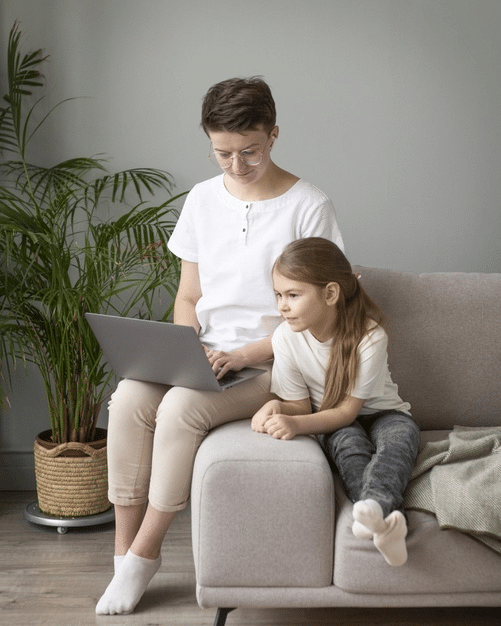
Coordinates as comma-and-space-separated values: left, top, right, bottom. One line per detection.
317, 411, 420, 517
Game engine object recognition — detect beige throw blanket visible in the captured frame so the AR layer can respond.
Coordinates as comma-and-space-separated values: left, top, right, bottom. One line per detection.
404, 426, 501, 553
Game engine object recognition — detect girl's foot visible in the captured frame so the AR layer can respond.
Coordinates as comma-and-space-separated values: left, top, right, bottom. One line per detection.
373, 510, 408, 567
353, 499, 408, 566
96, 549, 161, 615
352, 519, 374, 540
352, 499, 387, 535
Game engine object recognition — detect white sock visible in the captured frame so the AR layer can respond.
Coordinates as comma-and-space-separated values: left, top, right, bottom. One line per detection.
96, 549, 161, 615
352, 499, 387, 535
114, 554, 125, 572
353, 499, 408, 565
373, 511, 408, 567
352, 520, 374, 540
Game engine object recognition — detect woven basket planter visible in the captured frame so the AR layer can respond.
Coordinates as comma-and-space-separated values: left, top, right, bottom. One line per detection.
34, 428, 111, 517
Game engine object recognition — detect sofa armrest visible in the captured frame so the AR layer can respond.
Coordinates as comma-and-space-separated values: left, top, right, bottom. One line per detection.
191, 419, 335, 588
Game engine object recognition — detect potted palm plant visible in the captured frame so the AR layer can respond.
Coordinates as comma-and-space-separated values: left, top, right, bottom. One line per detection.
0, 23, 185, 518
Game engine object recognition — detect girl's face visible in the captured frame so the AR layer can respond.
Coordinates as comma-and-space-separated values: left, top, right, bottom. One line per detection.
208, 126, 277, 190
273, 270, 338, 343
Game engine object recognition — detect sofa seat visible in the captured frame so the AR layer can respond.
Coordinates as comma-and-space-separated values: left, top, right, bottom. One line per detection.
191, 267, 501, 623
193, 420, 501, 612
333, 427, 501, 594
334, 479, 501, 595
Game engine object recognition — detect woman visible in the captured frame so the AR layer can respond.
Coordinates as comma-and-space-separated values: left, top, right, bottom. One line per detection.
96, 77, 343, 615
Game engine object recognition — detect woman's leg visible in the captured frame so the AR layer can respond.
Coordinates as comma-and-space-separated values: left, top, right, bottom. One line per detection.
114, 504, 146, 556
96, 505, 176, 615
146, 364, 274, 513
130, 505, 176, 560
97, 379, 172, 615
107, 379, 170, 555
98, 366, 274, 614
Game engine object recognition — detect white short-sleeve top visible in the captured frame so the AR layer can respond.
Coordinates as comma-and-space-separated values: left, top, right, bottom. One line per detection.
167, 175, 344, 352
271, 321, 411, 416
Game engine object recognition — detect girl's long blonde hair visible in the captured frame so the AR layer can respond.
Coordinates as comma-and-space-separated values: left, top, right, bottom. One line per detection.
273, 237, 384, 411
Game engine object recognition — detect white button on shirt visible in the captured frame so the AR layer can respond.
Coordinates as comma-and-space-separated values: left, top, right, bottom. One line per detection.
168, 175, 344, 352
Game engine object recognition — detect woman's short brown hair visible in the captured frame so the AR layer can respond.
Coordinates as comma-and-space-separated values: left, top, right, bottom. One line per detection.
201, 76, 276, 136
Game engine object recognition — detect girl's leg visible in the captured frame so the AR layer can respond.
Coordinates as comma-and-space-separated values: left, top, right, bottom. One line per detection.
317, 422, 378, 540
360, 412, 420, 517
317, 420, 375, 504
353, 412, 420, 566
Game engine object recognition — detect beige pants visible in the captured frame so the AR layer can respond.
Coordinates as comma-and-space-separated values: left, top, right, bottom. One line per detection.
107, 364, 274, 512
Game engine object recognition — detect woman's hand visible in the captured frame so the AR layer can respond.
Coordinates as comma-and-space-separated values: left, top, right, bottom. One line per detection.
204, 348, 247, 379
203, 336, 273, 379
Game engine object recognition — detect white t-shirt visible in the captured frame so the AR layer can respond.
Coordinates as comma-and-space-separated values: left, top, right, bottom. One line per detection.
271, 321, 411, 416
167, 175, 344, 351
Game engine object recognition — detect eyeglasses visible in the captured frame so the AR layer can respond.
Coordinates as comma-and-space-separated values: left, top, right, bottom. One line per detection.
209, 136, 271, 169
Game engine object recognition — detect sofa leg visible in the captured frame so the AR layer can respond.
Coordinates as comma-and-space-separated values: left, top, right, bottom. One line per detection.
213, 607, 236, 626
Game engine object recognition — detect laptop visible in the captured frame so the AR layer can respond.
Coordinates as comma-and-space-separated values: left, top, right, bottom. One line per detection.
85, 313, 266, 392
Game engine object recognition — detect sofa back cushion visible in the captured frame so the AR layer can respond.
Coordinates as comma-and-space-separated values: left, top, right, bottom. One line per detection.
354, 267, 501, 430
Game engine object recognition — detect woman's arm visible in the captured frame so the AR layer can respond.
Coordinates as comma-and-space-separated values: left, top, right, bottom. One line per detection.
173, 260, 202, 331
175, 260, 274, 377
261, 395, 365, 440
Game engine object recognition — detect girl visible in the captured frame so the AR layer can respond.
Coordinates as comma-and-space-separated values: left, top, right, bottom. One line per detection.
96, 79, 343, 615
252, 237, 419, 567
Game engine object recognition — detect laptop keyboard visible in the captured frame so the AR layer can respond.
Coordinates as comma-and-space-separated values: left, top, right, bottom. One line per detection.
218, 371, 243, 387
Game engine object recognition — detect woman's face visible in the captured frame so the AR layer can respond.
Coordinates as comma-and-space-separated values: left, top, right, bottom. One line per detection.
208, 126, 277, 189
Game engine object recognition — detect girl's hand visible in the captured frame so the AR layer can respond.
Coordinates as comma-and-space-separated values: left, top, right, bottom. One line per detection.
251, 400, 282, 433
264, 414, 298, 440
204, 348, 247, 379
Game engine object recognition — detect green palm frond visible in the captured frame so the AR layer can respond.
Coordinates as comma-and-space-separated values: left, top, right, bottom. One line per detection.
1, 22, 48, 156
0, 23, 185, 442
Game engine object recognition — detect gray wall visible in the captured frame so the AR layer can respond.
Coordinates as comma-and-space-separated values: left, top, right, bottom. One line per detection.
1, 0, 500, 489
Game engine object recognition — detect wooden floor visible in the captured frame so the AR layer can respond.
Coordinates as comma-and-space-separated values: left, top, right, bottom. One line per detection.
0, 491, 499, 626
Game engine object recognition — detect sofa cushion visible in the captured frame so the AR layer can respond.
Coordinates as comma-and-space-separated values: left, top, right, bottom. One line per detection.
354, 268, 501, 431
333, 473, 501, 594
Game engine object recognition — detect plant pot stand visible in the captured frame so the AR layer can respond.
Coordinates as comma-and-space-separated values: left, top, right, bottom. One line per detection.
24, 501, 115, 534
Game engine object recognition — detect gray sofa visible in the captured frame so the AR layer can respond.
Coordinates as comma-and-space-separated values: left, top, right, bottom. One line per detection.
191, 267, 501, 626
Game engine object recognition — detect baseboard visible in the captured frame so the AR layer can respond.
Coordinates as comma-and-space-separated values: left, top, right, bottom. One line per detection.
0, 451, 37, 490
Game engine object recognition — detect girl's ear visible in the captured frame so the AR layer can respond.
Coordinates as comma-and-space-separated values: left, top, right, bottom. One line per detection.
325, 282, 340, 306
